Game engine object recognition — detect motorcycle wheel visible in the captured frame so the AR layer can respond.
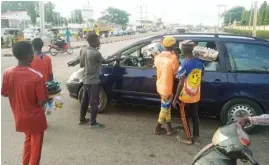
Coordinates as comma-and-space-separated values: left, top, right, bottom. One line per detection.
49, 47, 58, 56
66, 47, 73, 54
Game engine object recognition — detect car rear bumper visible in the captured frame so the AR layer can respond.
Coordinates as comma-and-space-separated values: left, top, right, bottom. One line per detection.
66, 81, 81, 99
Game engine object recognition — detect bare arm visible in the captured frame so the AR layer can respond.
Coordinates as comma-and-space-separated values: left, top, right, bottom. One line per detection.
173, 79, 184, 106
80, 49, 85, 68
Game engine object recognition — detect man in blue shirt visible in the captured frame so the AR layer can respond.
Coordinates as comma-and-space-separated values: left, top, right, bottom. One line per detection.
65, 27, 71, 45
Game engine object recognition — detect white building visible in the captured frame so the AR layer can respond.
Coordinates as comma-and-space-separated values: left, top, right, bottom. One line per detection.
82, 1, 94, 21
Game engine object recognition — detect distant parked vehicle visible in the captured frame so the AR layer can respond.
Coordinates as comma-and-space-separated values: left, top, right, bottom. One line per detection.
125, 28, 135, 35
113, 29, 124, 36
24, 27, 41, 42
1, 28, 24, 47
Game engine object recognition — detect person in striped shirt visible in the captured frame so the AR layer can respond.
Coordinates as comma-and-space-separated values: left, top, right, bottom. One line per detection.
237, 114, 269, 126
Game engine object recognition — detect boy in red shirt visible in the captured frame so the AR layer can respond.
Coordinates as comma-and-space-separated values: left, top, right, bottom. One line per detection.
31, 38, 53, 82
1, 41, 48, 165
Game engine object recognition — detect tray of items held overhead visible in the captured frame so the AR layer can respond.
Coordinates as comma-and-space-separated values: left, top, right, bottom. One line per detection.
192, 46, 219, 62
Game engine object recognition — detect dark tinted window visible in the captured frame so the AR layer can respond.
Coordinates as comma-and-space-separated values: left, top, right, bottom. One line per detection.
226, 43, 269, 72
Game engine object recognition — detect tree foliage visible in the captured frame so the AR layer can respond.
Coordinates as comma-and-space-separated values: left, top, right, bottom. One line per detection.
70, 9, 83, 24
223, 6, 245, 26
44, 1, 55, 23
258, 1, 267, 25
241, 10, 251, 25
101, 7, 130, 25
264, 5, 269, 25
1, 1, 39, 25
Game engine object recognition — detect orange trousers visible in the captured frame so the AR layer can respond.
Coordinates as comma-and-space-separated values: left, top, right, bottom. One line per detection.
23, 132, 44, 165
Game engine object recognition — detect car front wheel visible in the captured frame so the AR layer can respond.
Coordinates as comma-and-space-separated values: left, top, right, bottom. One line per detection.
220, 98, 263, 132
78, 86, 108, 113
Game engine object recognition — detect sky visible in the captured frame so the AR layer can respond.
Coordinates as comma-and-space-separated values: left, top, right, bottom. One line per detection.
53, 0, 269, 26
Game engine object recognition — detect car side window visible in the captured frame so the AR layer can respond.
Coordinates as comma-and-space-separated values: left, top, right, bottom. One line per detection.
226, 43, 269, 72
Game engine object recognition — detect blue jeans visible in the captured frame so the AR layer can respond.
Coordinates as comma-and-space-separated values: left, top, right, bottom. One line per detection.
80, 84, 100, 125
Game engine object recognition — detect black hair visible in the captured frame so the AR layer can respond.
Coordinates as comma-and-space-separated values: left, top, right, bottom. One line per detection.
87, 32, 100, 48
181, 44, 194, 56
32, 38, 44, 51
12, 41, 33, 60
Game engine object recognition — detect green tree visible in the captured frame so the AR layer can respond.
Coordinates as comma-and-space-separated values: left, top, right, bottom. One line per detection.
258, 1, 267, 25
241, 9, 250, 25
104, 7, 130, 26
1, 1, 39, 26
44, 1, 55, 23
223, 6, 245, 26
264, 5, 269, 25
71, 9, 83, 24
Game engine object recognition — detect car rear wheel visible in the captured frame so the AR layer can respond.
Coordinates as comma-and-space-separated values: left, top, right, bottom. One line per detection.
220, 98, 263, 132
78, 86, 108, 113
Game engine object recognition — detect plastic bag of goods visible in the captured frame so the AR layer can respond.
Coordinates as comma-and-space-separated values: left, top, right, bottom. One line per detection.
192, 46, 218, 61
45, 96, 63, 115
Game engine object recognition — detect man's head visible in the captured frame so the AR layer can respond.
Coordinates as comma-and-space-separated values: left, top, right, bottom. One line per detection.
32, 38, 44, 52
162, 36, 176, 51
12, 41, 34, 63
66, 27, 69, 30
87, 32, 100, 49
181, 40, 195, 57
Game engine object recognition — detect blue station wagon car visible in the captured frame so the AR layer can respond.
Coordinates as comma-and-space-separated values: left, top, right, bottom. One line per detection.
66, 33, 269, 126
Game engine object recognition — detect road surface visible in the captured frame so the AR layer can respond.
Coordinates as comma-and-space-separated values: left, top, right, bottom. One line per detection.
1, 39, 269, 165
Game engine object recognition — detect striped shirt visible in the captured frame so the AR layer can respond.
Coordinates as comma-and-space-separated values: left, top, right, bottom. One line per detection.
248, 114, 269, 126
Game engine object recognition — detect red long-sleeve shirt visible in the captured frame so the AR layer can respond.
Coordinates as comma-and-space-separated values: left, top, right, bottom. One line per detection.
248, 114, 269, 126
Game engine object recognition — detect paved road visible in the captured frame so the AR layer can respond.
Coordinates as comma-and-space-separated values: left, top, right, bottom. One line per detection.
1, 40, 269, 165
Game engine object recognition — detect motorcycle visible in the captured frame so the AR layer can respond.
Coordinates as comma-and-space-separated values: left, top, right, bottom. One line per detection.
49, 39, 73, 56
192, 122, 259, 165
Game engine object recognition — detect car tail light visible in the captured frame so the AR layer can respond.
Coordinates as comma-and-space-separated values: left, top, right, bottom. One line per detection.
236, 123, 251, 146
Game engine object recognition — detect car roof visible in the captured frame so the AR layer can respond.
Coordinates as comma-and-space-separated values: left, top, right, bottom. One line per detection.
143, 33, 269, 43
108, 33, 269, 59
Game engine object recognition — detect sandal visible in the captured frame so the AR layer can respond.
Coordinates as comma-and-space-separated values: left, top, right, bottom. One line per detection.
176, 135, 193, 145
167, 129, 177, 136
154, 128, 167, 135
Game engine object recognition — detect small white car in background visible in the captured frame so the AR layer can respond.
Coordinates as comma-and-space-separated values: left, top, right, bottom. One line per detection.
24, 27, 41, 42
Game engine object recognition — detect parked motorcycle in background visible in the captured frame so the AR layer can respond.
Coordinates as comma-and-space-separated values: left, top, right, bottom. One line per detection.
49, 37, 73, 56
192, 123, 259, 165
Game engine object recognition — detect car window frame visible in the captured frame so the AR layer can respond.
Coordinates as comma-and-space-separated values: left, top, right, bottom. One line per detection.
119, 42, 154, 69
223, 41, 269, 74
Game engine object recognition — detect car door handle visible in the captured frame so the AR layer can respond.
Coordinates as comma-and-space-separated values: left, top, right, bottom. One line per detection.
213, 79, 221, 83
104, 74, 110, 76
152, 75, 157, 80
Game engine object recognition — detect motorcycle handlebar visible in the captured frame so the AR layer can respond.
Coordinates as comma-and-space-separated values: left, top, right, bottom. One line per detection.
242, 148, 259, 165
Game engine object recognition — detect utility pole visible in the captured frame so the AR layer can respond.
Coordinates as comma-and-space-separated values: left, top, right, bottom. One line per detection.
39, 1, 45, 37
249, 2, 253, 30
145, 5, 148, 22
252, 1, 258, 37
138, 5, 143, 27
217, 4, 226, 32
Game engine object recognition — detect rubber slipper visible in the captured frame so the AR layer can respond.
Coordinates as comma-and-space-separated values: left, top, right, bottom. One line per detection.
167, 129, 177, 136
176, 136, 193, 145
154, 128, 167, 135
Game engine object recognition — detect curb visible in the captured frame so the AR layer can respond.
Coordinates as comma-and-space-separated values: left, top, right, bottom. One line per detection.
2, 36, 141, 57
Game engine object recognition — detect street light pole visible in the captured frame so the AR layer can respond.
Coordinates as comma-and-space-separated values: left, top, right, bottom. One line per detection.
252, 1, 258, 37
39, 1, 45, 37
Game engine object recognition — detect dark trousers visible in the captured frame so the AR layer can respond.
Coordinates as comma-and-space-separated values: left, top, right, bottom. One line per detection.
80, 84, 100, 125
179, 102, 200, 138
